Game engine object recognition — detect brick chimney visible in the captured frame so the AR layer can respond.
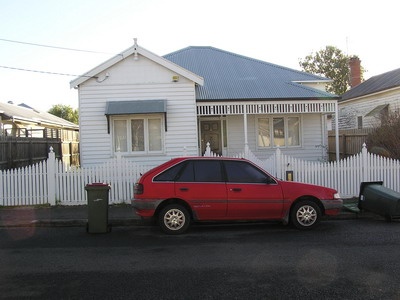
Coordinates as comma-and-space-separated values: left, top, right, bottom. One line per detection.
349, 56, 361, 88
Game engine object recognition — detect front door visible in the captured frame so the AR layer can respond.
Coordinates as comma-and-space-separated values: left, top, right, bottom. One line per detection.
201, 120, 222, 155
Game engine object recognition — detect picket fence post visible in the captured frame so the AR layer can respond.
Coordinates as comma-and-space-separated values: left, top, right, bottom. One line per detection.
275, 147, 282, 179
204, 142, 211, 156
47, 147, 56, 205
362, 143, 368, 182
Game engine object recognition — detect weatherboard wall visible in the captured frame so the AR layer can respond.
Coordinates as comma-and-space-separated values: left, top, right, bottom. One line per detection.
78, 55, 198, 167
338, 87, 400, 130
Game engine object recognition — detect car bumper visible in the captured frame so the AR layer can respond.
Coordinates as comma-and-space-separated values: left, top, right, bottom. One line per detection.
131, 199, 163, 217
321, 199, 343, 215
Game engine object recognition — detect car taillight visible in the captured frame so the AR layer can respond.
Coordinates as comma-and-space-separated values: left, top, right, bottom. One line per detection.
134, 183, 143, 195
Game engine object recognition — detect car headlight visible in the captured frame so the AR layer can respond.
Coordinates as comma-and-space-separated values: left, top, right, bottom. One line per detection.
334, 193, 341, 199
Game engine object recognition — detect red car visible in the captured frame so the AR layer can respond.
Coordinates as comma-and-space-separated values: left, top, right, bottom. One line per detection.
132, 157, 342, 234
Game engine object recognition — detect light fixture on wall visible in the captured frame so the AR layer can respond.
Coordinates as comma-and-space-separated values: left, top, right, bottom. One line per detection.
172, 75, 179, 82
96, 72, 110, 83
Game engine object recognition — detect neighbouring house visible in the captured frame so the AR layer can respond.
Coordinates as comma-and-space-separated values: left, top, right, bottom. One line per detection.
339, 62, 400, 130
0, 101, 80, 169
0, 101, 79, 138
70, 40, 340, 167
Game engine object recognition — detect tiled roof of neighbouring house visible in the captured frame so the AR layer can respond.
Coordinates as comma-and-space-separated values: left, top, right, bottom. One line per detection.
164, 46, 337, 100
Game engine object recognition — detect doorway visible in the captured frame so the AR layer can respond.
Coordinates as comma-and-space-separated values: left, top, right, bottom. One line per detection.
200, 120, 222, 155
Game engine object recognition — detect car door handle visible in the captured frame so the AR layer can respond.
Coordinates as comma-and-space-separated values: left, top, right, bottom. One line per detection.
230, 188, 242, 192
179, 187, 189, 191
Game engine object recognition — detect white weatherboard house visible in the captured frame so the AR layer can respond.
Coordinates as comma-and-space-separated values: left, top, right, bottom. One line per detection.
339, 67, 400, 129
70, 41, 340, 167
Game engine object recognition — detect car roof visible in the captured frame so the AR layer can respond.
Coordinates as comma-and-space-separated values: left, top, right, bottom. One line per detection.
169, 156, 248, 163
144, 156, 249, 176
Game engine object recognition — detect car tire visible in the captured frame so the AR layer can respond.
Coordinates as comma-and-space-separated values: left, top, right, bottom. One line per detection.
158, 204, 191, 235
290, 200, 321, 230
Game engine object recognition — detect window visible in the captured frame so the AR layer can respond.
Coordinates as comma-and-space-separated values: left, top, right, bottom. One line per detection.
113, 120, 128, 152
258, 118, 270, 147
154, 163, 184, 181
357, 116, 363, 129
177, 160, 223, 182
112, 115, 164, 154
273, 118, 285, 146
224, 161, 275, 184
257, 116, 301, 148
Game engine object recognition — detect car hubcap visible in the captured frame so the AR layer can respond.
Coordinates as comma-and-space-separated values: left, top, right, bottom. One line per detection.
164, 209, 185, 230
296, 205, 317, 226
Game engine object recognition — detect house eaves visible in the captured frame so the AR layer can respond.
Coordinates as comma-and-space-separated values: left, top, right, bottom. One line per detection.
339, 85, 400, 105
69, 41, 204, 88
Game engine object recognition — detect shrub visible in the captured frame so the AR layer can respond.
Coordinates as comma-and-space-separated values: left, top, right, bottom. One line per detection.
367, 112, 400, 159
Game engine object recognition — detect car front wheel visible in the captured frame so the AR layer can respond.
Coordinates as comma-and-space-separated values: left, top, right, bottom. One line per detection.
290, 200, 321, 229
158, 204, 191, 234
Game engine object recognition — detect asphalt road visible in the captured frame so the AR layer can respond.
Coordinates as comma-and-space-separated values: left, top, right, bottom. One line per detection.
1, 219, 400, 299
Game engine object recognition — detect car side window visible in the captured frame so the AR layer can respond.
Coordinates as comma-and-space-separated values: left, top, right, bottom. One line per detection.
224, 160, 274, 184
176, 160, 223, 182
153, 163, 184, 181
176, 161, 195, 182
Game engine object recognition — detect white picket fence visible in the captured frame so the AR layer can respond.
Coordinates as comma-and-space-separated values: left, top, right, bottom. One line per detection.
281, 146, 399, 197
205, 142, 400, 198
0, 150, 152, 206
1, 144, 400, 206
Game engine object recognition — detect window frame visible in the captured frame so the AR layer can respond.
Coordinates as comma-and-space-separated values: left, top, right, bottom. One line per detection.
256, 115, 302, 149
111, 114, 165, 155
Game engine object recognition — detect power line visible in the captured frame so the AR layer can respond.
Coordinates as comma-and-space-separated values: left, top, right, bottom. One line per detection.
0, 38, 116, 55
0, 65, 91, 77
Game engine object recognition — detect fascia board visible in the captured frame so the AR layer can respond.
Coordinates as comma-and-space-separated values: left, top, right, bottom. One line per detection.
70, 45, 204, 88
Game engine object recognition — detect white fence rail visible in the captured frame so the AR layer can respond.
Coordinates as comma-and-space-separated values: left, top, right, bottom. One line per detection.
1, 144, 400, 206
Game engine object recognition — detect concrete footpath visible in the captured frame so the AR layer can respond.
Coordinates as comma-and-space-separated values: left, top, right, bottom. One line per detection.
0, 199, 382, 228
0, 204, 142, 228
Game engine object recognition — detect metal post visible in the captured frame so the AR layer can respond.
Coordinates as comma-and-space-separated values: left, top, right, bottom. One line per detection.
335, 101, 340, 162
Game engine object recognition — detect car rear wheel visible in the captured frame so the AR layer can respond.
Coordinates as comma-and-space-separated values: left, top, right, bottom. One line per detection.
158, 204, 191, 235
291, 200, 321, 229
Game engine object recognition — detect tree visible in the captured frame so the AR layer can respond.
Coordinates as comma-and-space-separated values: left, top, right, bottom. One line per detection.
367, 111, 400, 159
48, 104, 79, 124
299, 46, 364, 95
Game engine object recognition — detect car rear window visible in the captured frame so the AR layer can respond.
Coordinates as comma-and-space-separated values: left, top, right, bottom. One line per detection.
153, 163, 184, 181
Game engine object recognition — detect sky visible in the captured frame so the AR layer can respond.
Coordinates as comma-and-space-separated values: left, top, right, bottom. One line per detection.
0, 0, 399, 112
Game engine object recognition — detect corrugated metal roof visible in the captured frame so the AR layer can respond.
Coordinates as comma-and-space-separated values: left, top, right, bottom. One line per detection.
341, 67, 400, 101
105, 100, 167, 115
163, 46, 337, 100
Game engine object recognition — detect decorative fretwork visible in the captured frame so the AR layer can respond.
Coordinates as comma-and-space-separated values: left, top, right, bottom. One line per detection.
197, 101, 337, 116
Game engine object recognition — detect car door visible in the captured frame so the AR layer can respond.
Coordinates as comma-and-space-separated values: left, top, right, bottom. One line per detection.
175, 160, 227, 219
224, 160, 284, 219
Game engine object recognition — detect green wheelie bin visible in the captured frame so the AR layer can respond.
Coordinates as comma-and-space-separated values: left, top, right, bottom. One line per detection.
85, 183, 111, 233
359, 181, 400, 221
